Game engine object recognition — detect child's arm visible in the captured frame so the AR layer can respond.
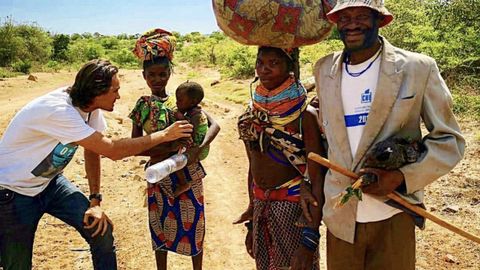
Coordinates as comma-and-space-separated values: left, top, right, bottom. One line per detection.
185, 110, 220, 163
199, 110, 220, 148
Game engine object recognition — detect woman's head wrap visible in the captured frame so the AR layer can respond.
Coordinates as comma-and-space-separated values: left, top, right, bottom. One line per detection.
133, 28, 176, 61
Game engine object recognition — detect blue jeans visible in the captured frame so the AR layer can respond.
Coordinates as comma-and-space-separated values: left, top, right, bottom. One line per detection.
0, 175, 117, 270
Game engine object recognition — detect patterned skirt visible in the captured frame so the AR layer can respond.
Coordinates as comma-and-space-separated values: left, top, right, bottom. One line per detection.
147, 162, 206, 256
252, 177, 320, 270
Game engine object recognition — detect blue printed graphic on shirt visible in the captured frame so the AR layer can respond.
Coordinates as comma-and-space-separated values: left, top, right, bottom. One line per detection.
344, 89, 372, 127
345, 113, 369, 127
31, 143, 78, 178
361, 89, 372, 103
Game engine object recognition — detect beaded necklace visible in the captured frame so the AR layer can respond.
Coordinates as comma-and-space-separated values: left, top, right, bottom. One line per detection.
344, 41, 383, 78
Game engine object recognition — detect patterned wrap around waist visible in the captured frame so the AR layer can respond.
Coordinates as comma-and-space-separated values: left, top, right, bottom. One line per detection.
147, 162, 206, 256
253, 176, 302, 202
252, 177, 319, 270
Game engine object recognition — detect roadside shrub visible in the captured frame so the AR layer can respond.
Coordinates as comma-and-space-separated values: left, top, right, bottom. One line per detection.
46, 60, 61, 72
11, 60, 31, 74
0, 67, 16, 78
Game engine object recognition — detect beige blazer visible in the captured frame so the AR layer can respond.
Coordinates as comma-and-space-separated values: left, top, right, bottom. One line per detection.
313, 37, 465, 243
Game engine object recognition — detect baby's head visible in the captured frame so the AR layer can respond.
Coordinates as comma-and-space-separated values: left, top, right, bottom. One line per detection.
175, 81, 204, 113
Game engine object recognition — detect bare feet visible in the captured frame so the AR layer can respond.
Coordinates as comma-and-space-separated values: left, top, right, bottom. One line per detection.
174, 182, 191, 197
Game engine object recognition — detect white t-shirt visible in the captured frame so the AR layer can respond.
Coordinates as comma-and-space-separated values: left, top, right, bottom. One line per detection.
0, 87, 106, 196
341, 50, 402, 222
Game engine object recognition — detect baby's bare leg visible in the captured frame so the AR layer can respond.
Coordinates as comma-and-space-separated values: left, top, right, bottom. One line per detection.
174, 170, 191, 197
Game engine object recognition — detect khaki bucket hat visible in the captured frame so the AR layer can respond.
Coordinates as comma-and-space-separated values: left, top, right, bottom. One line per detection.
327, 0, 394, 27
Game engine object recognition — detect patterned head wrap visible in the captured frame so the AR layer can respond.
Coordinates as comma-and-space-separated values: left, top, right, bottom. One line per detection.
133, 28, 176, 61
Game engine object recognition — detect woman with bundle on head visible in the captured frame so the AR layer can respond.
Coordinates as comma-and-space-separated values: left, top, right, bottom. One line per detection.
234, 46, 326, 270
129, 28, 220, 270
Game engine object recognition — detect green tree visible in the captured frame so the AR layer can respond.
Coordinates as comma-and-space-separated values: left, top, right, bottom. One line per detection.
0, 17, 21, 66
100, 36, 119, 50
15, 23, 52, 63
52, 34, 70, 61
67, 39, 105, 62
110, 48, 138, 68
70, 33, 82, 40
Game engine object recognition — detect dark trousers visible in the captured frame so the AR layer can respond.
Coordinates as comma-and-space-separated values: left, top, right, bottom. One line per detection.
0, 175, 117, 270
327, 212, 415, 270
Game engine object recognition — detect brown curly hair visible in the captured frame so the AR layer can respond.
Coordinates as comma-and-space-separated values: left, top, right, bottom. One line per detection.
67, 59, 118, 109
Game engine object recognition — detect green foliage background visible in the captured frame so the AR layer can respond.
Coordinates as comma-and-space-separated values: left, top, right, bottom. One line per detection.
0, 0, 478, 118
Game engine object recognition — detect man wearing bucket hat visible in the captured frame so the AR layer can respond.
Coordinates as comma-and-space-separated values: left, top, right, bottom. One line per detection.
305, 0, 465, 269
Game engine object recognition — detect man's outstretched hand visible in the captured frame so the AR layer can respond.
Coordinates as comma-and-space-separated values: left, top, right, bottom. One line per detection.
162, 120, 193, 141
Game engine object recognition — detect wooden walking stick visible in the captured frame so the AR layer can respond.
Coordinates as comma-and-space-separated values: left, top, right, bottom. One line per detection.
308, 152, 480, 245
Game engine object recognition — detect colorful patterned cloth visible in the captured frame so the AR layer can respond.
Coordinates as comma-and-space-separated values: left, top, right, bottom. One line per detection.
238, 78, 308, 176
129, 95, 175, 133
129, 95, 206, 256
133, 28, 176, 61
148, 162, 206, 256
252, 177, 320, 270
213, 0, 335, 48
253, 77, 308, 127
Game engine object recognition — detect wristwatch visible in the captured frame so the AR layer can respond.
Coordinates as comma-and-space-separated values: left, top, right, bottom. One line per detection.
89, 193, 103, 202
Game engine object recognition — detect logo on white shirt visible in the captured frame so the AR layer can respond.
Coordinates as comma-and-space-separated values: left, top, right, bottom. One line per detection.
361, 89, 372, 103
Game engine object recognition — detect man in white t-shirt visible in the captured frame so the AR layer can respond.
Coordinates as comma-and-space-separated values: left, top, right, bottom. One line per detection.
0, 59, 193, 270
304, 1, 465, 269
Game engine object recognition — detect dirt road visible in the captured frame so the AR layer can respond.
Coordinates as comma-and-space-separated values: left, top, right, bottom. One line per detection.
0, 68, 478, 269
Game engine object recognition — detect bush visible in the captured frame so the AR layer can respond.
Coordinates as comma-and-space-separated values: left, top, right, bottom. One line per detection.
110, 48, 139, 68
452, 93, 480, 120
67, 40, 105, 63
100, 37, 119, 50
46, 60, 61, 72
11, 60, 31, 74
84, 44, 104, 60
0, 19, 51, 67
0, 67, 16, 78
14, 23, 52, 63
300, 39, 343, 75
0, 18, 21, 66
216, 42, 257, 79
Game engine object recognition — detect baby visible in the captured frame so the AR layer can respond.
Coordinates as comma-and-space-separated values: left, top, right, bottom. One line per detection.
172, 81, 210, 196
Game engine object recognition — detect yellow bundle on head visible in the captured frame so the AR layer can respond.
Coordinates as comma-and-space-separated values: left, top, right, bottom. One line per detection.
133, 28, 177, 61
212, 0, 335, 48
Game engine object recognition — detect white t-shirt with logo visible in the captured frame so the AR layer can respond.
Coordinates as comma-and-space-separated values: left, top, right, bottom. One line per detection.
0, 87, 106, 196
341, 50, 402, 222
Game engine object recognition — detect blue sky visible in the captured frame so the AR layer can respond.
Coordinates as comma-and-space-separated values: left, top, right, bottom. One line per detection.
0, 0, 220, 35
